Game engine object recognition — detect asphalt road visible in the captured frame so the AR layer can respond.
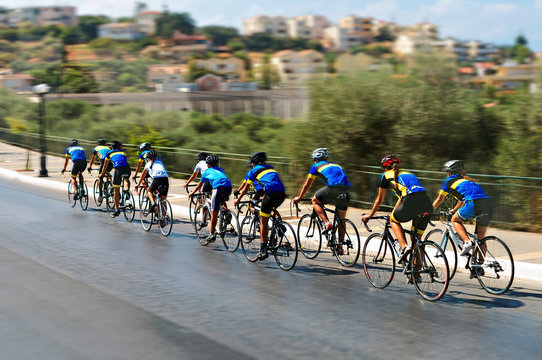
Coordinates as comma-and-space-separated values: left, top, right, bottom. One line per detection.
1, 177, 542, 360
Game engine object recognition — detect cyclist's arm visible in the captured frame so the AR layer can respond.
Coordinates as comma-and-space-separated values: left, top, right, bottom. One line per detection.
132, 159, 144, 180
62, 156, 69, 172
184, 171, 198, 187
451, 200, 464, 214
233, 183, 250, 205
188, 181, 204, 197
88, 154, 97, 169
137, 168, 149, 188
362, 187, 387, 221
432, 192, 447, 209
294, 176, 315, 202
100, 158, 110, 178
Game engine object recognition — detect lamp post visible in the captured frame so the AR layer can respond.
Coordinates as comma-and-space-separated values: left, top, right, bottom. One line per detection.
32, 83, 51, 177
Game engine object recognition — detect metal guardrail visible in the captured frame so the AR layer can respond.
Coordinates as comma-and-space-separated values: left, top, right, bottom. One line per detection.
1, 127, 541, 231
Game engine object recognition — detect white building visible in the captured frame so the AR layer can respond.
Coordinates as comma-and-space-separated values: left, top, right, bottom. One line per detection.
9, 6, 77, 27
287, 15, 331, 39
98, 23, 146, 40
136, 11, 161, 35
243, 15, 289, 37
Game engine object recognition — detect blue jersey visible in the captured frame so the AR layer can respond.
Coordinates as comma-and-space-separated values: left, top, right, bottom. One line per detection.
439, 175, 489, 202
105, 149, 129, 168
139, 150, 150, 162
308, 161, 351, 187
65, 146, 86, 161
379, 170, 426, 199
93, 145, 110, 160
200, 167, 232, 189
244, 164, 285, 194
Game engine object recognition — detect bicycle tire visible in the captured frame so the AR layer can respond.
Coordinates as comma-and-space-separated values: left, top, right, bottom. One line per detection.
67, 182, 76, 207
93, 179, 102, 206
362, 233, 395, 289
410, 241, 450, 302
194, 204, 211, 246
188, 195, 199, 225
219, 209, 240, 252
105, 184, 116, 217
273, 220, 298, 271
297, 214, 322, 259
158, 199, 174, 236
123, 190, 135, 222
80, 182, 89, 211
333, 218, 360, 267
472, 236, 514, 295
240, 214, 260, 262
424, 229, 458, 280
139, 196, 153, 231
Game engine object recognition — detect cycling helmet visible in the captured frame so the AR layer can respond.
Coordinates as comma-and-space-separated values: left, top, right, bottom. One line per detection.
442, 160, 464, 174
381, 154, 400, 169
206, 155, 219, 167
97, 139, 106, 146
112, 140, 122, 149
249, 152, 266, 164
146, 149, 157, 160
197, 152, 209, 161
139, 142, 151, 151
70, 139, 78, 147
311, 148, 328, 160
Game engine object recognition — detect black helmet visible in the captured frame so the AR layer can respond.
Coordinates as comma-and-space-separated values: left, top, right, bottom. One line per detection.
197, 152, 209, 161
112, 140, 122, 149
249, 152, 266, 164
97, 139, 106, 145
442, 160, 464, 174
206, 155, 219, 167
139, 142, 151, 151
381, 154, 400, 169
147, 149, 157, 160
71, 139, 78, 147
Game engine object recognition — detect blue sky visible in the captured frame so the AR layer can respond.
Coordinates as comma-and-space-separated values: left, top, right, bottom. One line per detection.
4, 0, 542, 50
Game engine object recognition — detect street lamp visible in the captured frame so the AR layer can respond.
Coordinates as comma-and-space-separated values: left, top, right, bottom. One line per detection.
32, 83, 51, 177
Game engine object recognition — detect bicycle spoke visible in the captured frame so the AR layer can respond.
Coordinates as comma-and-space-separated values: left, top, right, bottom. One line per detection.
220, 210, 240, 252
297, 214, 321, 259
333, 219, 360, 267
411, 241, 449, 301
472, 236, 514, 295
362, 233, 395, 288
240, 214, 260, 262
273, 221, 298, 271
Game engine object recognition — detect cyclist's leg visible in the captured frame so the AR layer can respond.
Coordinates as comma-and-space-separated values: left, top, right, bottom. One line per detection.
334, 188, 350, 242
312, 187, 332, 224
473, 198, 492, 259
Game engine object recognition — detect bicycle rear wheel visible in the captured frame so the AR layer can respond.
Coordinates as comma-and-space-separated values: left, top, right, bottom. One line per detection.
105, 184, 116, 217
194, 204, 211, 246
472, 236, 514, 295
240, 214, 260, 261
411, 241, 449, 302
67, 182, 77, 207
333, 219, 360, 267
188, 195, 199, 225
93, 179, 102, 206
362, 233, 395, 289
139, 196, 153, 231
273, 221, 298, 271
80, 182, 89, 211
297, 214, 322, 259
157, 199, 174, 236
425, 229, 458, 280
220, 210, 240, 252
123, 190, 135, 222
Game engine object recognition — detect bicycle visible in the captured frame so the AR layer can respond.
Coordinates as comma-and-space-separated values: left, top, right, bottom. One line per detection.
90, 169, 111, 207
105, 174, 135, 222
185, 183, 210, 225
238, 196, 298, 271
425, 211, 514, 294
361, 215, 450, 302
62, 170, 88, 211
295, 198, 360, 267
191, 193, 241, 252
137, 184, 174, 236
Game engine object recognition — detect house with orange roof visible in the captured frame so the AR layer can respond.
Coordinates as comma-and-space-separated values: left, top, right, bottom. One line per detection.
0, 73, 34, 93
136, 10, 162, 35
271, 49, 326, 85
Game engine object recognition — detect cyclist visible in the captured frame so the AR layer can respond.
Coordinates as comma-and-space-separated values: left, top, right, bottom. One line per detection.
61, 139, 87, 197
136, 149, 169, 226
99, 140, 131, 217
293, 148, 351, 254
188, 155, 232, 243
432, 160, 493, 256
132, 142, 152, 182
362, 154, 433, 262
88, 139, 112, 198
184, 152, 212, 195
234, 152, 286, 260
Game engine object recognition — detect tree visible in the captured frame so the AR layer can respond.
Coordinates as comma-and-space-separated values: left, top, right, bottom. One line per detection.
59, 26, 83, 45
78, 15, 111, 41
155, 12, 196, 37
375, 26, 395, 42
198, 25, 239, 46
516, 35, 528, 46
257, 54, 280, 89
134, 1, 148, 15
227, 37, 245, 51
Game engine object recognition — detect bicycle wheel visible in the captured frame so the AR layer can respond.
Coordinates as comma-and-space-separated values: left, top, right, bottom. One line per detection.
158, 199, 174, 237
93, 179, 102, 206
188, 195, 199, 225
297, 214, 322, 259
80, 182, 89, 211
139, 196, 153, 231
194, 204, 211, 246
67, 182, 76, 207
411, 241, 450, 302
123, 190, 135, 222
333, 219, 360, 267
219, 210, 240, 252
362, 233, 395, 289
471, 236, 514, 295
273, 221, 298, 271
240, 214, 260, 262
105, 185, 116, 217
425, 229, 458, 280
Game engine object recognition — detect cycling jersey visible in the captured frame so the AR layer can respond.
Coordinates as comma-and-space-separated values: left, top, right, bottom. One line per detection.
65, 146, 86, 161
308, 161, 351, 187
105, 149, 129, 168
200, 167, 232, 189
145, 159, 168, 179
139, 150, 151, 162
439, 175, 489, 202
379, 170, 426, 199
93, 145, 110, 160
194, 160, 208, 174
244, 165, 285, 194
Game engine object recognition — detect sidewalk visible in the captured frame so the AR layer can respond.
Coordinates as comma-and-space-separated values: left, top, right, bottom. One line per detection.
1, 141, 541, 281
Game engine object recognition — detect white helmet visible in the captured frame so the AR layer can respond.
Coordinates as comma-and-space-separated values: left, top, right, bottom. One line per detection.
312, 148, 328, 160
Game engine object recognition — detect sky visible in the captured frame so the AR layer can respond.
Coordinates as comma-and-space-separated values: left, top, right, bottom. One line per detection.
3, 0, 542, 50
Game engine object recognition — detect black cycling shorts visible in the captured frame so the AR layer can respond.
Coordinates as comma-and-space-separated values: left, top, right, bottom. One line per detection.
260, 192, 286, 217
203, 182, 213, 194
71, 159, 87, 178
98, 160, 113, 175
113, 165, 131, 187
391, 191, 433, 231
149, 177, 169, 196
314, 186, 350, 211
211, 186, 231, 211
471, 198, 493, 227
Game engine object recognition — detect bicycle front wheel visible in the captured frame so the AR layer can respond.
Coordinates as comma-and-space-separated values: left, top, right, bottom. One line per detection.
297, 214, 322, 259
333, 219, 360, 267
425, 229, 458, 280
158, 199, 174, 236
194, 204, 211, 246
411, 241, 449, 302
362, 233, 395, 289
188, 195, 199, 225
240, 214, 259, 261
80, 182, 89, 211
123, 190, 135, 222
67, 182, 77, 207
273, 221, 298, 271
139, 196, 153, 231
93, 179, 102, 206
220, 210, 240, 252
472, 236, 514, 295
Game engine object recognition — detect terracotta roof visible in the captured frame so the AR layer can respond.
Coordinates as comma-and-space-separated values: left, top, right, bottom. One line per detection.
475, 62, 495, 69
138, 11, 161, 15
272, 49, 294, 57
458, 67, 475, 74
0, 74, 34, 79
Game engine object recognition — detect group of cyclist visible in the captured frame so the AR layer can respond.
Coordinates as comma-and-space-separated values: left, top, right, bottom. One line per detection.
64, 138, 492, 262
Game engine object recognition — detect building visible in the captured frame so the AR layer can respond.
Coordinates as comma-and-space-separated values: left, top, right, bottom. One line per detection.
287, 15, 331, 39
270, 49, 326, 85
9, 6, 77, 27
196, 74, 222, 91
136, 11, 161, 35
146, 64, 186, 91
193, 57, 245, 81
465, 63, 541, 93
242, 15, 289, 37
98, 23, 146, 40
0, 73, 34, 93
338, 15, 374, 42
335, 53, 391, 73
324, 26, 366, 51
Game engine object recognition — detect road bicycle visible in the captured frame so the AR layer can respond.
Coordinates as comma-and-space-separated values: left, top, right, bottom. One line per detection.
90, 169, 111, 207
137, 184, 174, 236
191, 192, 241, 252
185, 183, 211, 225
238, 195, 298, 271
105, 174, 135, 222
425, 211, 514, 294
361, 215, 450, 302
295, 198, 360, 267
62, 170, 88, 211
